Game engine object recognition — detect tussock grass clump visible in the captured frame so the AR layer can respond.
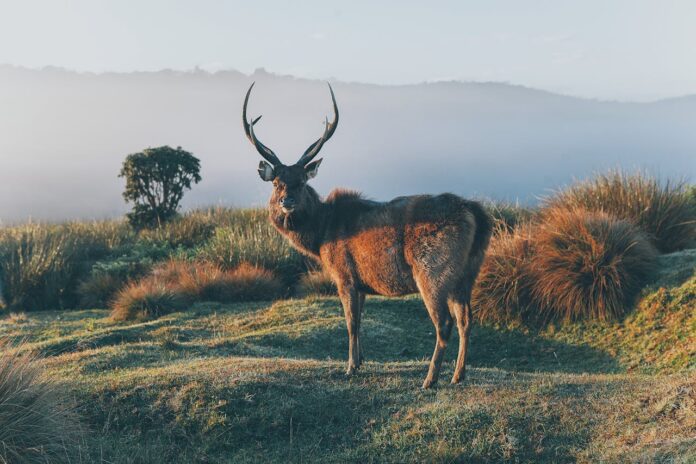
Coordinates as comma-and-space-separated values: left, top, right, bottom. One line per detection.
111, 280, 188, 321
483, 200, 535, 231
0, 341, 82, 463
529, 208, 657, 322
473, 224, 536, 324
112, 260, 284, 320
296, 270, 337, 297
544, 171, 696, 253
155, 260, 285, 303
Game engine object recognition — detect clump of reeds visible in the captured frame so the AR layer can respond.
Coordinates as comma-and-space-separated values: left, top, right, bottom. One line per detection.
543, 171, 695, 253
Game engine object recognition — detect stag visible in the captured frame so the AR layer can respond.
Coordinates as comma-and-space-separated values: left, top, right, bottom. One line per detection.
242, 83, 492, 388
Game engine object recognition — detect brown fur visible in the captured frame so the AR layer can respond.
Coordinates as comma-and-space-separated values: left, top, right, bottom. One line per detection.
267, 167, 492, 388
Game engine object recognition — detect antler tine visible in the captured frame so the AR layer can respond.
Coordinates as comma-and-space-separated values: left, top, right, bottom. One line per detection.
296, 83, 339, 166
243, 82, 282, 166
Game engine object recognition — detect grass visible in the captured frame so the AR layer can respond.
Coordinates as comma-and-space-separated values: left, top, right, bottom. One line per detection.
0, 339, 83, 463
474, 209, 658, 324
530, 208, 657, 322
111, 260, 285, 321
111, 280, 189, 321
544, 170, 696, 253
295, 269, 337, 297
0, 208, 300, 312
0, 250, 693, 463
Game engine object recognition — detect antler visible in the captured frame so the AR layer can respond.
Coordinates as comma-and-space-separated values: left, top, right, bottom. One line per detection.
296, 83, 339, 166
243, 82, 283, 166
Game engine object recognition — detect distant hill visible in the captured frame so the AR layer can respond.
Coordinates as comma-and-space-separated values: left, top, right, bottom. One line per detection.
0, 65, 694, 221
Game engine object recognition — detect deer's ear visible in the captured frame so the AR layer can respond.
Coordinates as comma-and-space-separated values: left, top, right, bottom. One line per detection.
305, 158, 322, 180
257, 160, 275, 182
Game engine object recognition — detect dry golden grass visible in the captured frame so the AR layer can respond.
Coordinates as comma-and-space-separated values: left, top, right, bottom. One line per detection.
473, 224, 536, 324
530, 208, 657, 322
296, 269, 337, 297
111, 280, 188, 321
544, 171, 696, 253
474, 209, 658, 324
112, 260, 284, 321
0, 340, 82, 463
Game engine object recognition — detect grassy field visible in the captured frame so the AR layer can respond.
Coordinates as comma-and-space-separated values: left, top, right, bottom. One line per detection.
1, 251, 693, 463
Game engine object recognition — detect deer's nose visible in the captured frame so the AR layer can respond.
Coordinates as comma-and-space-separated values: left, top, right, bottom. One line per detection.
280, 197, 296, 211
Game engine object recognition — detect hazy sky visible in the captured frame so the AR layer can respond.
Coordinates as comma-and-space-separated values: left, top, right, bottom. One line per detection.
0, 1, 695, 101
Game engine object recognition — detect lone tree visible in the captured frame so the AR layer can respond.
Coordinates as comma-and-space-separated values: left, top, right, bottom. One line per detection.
120, 146, 201, 228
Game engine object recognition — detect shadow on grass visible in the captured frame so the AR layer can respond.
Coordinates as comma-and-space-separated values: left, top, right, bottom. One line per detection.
11, 296, 619, 376
236, 296, 620, 374
81, 358, 602, 463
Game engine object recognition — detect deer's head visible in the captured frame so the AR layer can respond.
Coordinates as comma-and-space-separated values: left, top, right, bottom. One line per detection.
242, 83, 338, 216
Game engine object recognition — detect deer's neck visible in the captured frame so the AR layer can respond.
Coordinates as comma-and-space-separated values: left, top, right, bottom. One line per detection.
269, 187, 328, 260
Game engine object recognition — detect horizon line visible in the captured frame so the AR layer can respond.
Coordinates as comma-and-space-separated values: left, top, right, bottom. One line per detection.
1, 63, 692, 105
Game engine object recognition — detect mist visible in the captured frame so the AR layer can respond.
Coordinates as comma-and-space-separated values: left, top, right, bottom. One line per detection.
0, 65, 694, 222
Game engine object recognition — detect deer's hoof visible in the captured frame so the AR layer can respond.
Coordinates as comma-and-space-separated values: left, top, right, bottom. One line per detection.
421, 378, 437, 389
345, 366, 357, 377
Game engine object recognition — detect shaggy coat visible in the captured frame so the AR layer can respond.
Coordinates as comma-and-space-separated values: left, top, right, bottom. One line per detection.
268, 176, 492, 388
242, 82, 492, 388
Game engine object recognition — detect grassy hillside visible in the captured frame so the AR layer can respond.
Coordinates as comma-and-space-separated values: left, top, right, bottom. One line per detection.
1, 251, 693, 463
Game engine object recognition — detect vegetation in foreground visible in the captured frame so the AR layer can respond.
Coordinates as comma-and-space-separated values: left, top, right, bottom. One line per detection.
0, 250, 693, 463
0, 341, 82, 463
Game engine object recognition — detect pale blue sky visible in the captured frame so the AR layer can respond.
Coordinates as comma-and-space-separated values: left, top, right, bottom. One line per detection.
1, 0, 695, 101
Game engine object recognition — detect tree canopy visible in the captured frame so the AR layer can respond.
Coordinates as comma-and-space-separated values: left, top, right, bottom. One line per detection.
119, 146, 201, 228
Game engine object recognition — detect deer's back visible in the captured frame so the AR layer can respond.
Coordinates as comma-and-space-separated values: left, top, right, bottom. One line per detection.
320, 192, 480, 296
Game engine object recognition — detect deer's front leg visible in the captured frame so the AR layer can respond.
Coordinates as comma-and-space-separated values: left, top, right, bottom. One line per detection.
338, 284, 362, 376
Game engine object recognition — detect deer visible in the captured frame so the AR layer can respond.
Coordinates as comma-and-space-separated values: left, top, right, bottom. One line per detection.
241, 82, 493, 388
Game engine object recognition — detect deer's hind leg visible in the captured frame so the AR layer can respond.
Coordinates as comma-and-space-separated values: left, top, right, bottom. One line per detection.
417, 280, 453, 389
449, 286, 473, 384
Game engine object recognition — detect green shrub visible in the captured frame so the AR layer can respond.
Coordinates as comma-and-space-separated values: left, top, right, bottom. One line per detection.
0, 340, 83, 463
543, 171, 696, 253
77, 241, 173, 308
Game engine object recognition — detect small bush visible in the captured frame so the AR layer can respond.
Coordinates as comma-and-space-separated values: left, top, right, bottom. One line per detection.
296, 270, 337, 297
77, 272, 124, 308
111, 281, 188, 321
0, 340, 82, 463
196, 210, 305, 283
78, 241, 172, 308
544, 171, 696, 253
529, 208, 657, 322
473, 224, 536, 324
